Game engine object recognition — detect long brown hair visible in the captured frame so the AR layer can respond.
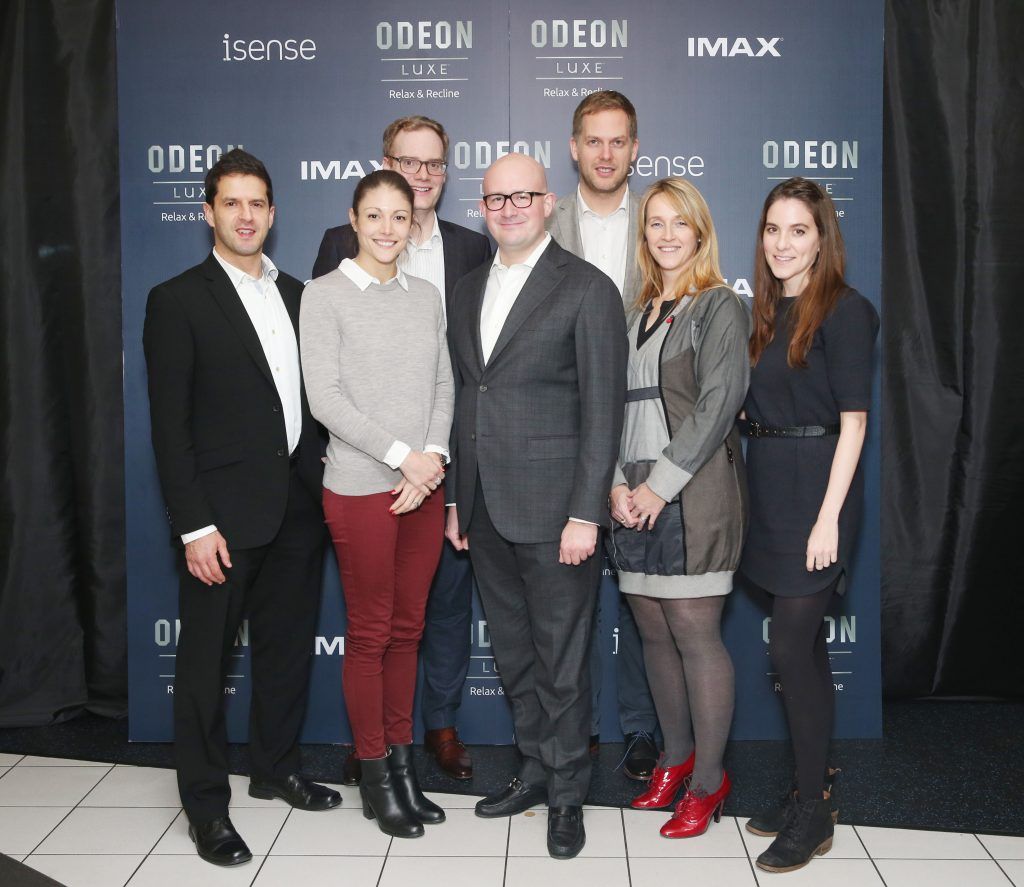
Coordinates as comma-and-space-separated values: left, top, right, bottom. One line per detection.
750, 177, 847, 367
632, 178, 725, 312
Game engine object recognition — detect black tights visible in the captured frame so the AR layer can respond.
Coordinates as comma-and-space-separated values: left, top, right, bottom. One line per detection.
769, 578, 838, 801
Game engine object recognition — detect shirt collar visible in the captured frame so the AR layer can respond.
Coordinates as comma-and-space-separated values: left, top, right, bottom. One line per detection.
577, 185, 629, 220
339, 257, 410, 291
408, 212, 443, 250
491, 233, 552, 274
212, 248, 278, 288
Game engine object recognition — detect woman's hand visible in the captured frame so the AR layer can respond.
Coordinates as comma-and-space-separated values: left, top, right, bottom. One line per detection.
400, 450, 442, 495
805, 517, 839, 571
390, 478, 427, 515
627, 483, 667, 530
609, 484, 636, 528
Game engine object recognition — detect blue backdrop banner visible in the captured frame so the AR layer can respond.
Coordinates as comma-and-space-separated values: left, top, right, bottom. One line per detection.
119, 0, 883, 743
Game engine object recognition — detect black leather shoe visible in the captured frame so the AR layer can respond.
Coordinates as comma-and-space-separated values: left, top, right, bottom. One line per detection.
622, 731, 659, 781
341, 749, 361, 786
360, 755, 424, 838
248, 773, 342, 811
389, 743, 445, 824
547, 805, 585, 859
188, 816, 252, 867
474, 777, 547, 818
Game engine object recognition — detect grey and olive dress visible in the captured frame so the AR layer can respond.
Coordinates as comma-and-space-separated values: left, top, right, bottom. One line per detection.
607, 286, 751, 598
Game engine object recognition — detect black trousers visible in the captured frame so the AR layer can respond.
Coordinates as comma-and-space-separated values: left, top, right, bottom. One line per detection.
467, 480, 599, 806
173, 463, 324, 824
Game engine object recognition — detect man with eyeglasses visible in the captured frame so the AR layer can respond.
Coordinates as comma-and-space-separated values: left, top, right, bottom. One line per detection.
444, 152, 626, 858
313, 116, 491, 783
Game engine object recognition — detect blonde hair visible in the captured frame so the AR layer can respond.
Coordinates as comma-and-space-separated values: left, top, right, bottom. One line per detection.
633, 178, 725, 311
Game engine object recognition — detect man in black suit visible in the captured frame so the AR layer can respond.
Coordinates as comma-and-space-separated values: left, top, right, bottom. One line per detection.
313, 117, 491, 782
144, 149, 339, 868
445, 152, 626, 858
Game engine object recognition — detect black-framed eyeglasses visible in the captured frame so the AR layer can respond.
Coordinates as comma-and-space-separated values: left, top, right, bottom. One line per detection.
387, 155, 447, 176
482, 191, 547, 211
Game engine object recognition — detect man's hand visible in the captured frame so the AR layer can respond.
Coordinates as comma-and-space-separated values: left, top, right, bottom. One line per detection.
185, 531, 232, 586
400, 450, 442, 495
559, 521, 597, 566
445, 505, 469, 550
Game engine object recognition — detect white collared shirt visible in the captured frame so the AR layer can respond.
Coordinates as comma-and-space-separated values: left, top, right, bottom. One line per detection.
480, 233, 551, 364
183, 249, 302, 544
577, 186, 629, 295
338, 258, 449, 470
399, 212, 447, 323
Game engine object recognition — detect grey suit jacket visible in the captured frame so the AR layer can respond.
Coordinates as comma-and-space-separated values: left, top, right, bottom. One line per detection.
545, 189, 643, 309
447, 238, 627, 544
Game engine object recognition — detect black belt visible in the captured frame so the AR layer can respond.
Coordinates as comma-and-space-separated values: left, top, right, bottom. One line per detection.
739, 418, 840, 439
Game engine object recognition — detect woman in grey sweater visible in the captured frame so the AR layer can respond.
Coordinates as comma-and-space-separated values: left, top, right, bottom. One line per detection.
299, 170, 453, 839
607, 178, 750, 837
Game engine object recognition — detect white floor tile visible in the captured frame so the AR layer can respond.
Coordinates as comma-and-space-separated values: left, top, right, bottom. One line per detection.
152, 807, 289, 856
505, 855, 630, 887
19, 756, 112, 767
630, 856, 758, 886
1002, 859, 1024, 886
423, 790, 479, 809
35, 807, 177, 854
623, 809, 747, 857
875, 859, 1015, 887
0, 767, 8, 780
980, 834, 1024, 860
79, 765, 180, 807
855, 825, 988, 859
253, 855, 385, 886
507, 808, 623, 857
0, 766, 109, 807
0, 753, 24, 767
379, 855, 506, 887
388, 807, 509, 856
0, 806, 73, 855
127, 853, 263, 886
741, 823, 868, 859
270, 807, 391, 855
753, 858, 883, 885
23, 854, 145, 887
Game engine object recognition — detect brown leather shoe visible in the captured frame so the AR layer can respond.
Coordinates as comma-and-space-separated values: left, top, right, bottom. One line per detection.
424, 727, 473, 780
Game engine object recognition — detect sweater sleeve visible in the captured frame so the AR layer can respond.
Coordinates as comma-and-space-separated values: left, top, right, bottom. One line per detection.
646, 289, 751, 502
424, 285, 454, 454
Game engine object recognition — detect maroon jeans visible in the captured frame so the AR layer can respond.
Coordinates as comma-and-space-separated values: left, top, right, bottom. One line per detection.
323, 487, 444, 758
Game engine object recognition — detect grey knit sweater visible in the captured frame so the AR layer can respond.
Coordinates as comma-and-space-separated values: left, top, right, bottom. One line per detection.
299, 265, 453, 496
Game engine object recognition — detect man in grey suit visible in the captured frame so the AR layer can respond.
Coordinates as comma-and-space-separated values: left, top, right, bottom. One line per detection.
445, 153, 626, 858
546, 90, 660, 778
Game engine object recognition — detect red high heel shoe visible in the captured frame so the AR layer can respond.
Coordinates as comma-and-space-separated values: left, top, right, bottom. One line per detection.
630, 752, 695, 810
660, 771, 731, 838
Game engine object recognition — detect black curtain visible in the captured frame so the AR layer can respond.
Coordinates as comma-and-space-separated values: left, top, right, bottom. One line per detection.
881, 0, 1024, 696
0, 0, 126, 724
0, 0, 1020, 726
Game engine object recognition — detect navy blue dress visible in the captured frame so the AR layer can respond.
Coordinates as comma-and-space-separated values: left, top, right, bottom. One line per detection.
739, 289, 879, 596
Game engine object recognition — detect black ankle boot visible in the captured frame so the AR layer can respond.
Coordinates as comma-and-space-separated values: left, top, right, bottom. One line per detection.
755, 795, 834, 873
745, 767, 840, 837
388, 743, 445, 824
359, 755, 424, 838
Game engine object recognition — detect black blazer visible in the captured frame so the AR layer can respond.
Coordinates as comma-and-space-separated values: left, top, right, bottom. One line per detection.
143, 253, 323, 549
312, 218, 492, 317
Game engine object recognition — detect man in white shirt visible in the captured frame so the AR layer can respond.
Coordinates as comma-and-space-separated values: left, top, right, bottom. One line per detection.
144, 150, 339, 868
312, 117, 491, 782
546, 91, 660, 779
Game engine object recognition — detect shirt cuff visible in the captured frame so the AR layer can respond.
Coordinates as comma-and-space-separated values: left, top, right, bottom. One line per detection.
568, 517, 598, 526
181, 525, 217, 544
383, 441, 412, 470
424, 445, 450, 464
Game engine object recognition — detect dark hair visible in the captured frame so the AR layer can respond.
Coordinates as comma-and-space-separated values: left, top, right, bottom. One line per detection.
572, 90, 638, 142
204, 148, 274, 207
351, 169, 415, 214
750, 176, 847, 368
382, 115, 449, 158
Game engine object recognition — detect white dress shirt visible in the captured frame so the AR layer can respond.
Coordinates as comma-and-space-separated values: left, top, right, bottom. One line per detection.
399, 212, 447, 323
338, 258, 449, 471
577, 186, 630, 295
480, 233, 551, 364
183, 249, 302, 544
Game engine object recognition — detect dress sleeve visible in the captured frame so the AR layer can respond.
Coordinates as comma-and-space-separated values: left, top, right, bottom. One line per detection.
822, 289, 880, 412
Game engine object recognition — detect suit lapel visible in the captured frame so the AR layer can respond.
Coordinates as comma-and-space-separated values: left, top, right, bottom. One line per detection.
555, 193, 584, 257
202, 253, 275, 387
440, 220, 460, 306
624, 190, 641, 301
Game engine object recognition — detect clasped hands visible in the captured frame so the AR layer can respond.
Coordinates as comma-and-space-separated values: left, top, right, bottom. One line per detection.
610, 482, 667, 530
392, 450, 445, 515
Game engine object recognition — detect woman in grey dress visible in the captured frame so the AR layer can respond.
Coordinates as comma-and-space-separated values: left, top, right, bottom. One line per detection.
607, 178, 750, 838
